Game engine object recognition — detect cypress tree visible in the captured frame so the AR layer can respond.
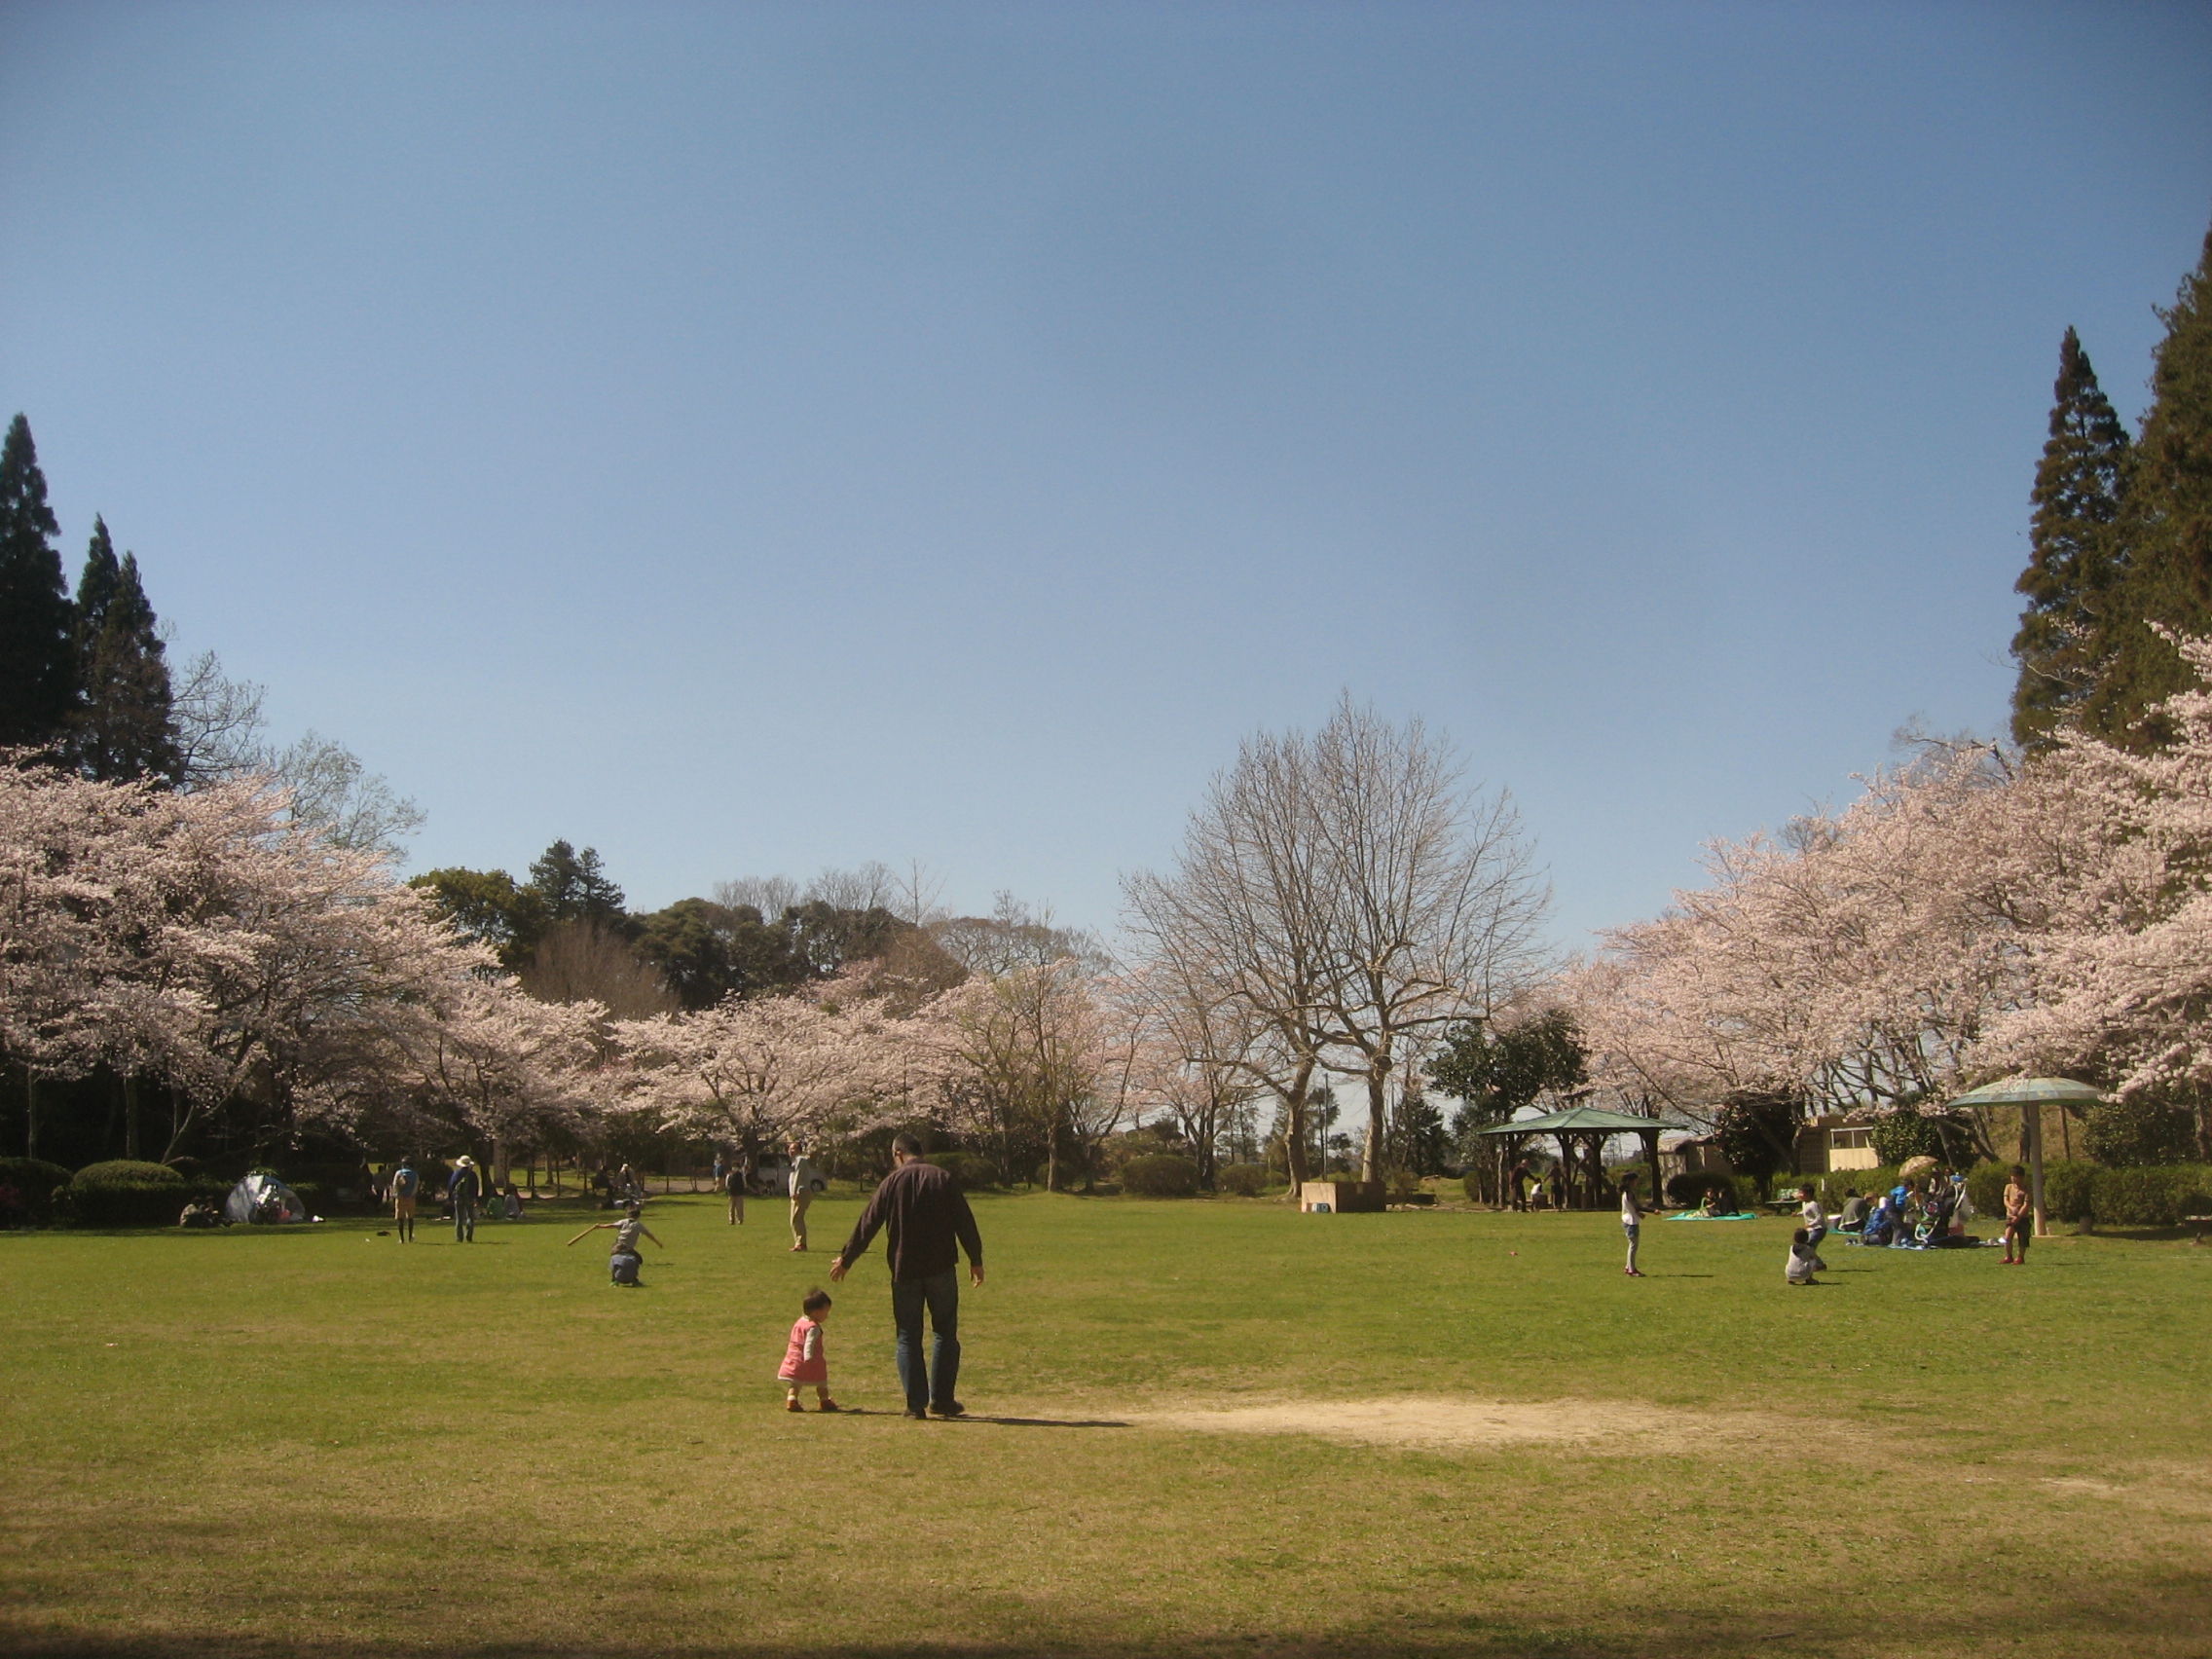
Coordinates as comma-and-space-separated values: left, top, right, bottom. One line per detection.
2081, 221, 2212, 746
0, 414, 77, 750
73, 517, 179, 783
2010, 328, 2131, 749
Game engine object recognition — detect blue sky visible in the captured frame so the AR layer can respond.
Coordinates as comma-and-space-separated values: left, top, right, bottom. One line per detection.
4, 3, 2209, 947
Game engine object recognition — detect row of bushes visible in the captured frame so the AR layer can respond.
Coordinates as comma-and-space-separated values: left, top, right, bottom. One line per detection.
925, 1149, 1288, 1198
1958, 1160, 2212, 1228
1713, 1161, 2212, 1229
0, 1158, 73, 1227
0, 1159, 361, 1229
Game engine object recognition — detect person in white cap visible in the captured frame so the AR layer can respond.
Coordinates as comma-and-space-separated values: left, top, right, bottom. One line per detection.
448, 1156, 482, 1243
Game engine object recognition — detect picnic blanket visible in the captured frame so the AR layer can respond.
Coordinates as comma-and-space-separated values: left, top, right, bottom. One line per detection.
1665, 1210, 1760, 1221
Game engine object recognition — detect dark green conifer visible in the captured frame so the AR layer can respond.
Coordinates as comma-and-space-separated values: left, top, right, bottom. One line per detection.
2081, 222, 2212, 746
2009, 328, 2131, 749
73, 517, 180, 783
0, 414, 78, 749
527, 839, 629, 929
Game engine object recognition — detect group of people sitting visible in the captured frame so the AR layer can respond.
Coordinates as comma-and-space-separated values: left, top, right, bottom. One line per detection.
1835, 1171, 1975, 1248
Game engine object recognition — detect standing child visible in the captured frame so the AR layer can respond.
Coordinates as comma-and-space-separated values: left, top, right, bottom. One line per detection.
779, 1289, 839, 1412
1619, 1172, 1645, 1277
2003, 1165, 2032, 1265
1798, 1186, 1829, 1270
1786, 1227, 1822, 1285
390, 1159, 420, 1242
787, 1141, 826, 1251
726, 1159, 747, 1227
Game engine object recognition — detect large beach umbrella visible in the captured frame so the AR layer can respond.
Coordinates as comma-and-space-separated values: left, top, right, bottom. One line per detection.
1947, 1076, 2107, 1236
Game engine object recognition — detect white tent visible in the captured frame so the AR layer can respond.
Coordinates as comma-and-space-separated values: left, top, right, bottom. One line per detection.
225, 1173, 313, 1225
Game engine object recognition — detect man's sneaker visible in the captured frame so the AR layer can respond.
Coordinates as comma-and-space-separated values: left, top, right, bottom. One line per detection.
903, 1409, 929, 1420
930, 1401, 966, 1419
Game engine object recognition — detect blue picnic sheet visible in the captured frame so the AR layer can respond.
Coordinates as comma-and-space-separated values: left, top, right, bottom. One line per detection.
1665, 1210, 1760, 1221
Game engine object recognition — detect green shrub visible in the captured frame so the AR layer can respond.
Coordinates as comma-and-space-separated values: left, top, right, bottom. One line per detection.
61, 1178, 229, 1229
73, 1160, 186, 1190
1217, 1163, 1273, 1198
2083, 1099, 2198, 1167
2090, 1164, 2212, 1227
2042, 1161, 2096, 1224
1664, 1172, 1751, 1211
1121, 1154, 1200, 1198
1957, 1160, 2212, 1227
1806, 1167, 1901, 1211
0, 1158, 73, 1228
929, 1151, 1002, 1191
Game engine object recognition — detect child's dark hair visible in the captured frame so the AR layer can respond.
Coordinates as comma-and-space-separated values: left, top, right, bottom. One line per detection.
802, 1288, 832, 1314
1792, 1227, 1810, 1244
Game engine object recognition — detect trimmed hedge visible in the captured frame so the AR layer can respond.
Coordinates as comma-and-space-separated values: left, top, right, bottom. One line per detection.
60, 1179, 230, 1228
0, 1158, 72, 1228
1121, 1154, 1200, 1198
929, 1151, 1003, 1191
1217, 1163, 1273, 1198
1961, 1160, 2212, 1227
73, 1160, 186, 1190
1665, 1172, 1752, 1211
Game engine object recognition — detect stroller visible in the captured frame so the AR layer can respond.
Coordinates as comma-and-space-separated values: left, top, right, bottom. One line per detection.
1913, 1186, 1956, 1247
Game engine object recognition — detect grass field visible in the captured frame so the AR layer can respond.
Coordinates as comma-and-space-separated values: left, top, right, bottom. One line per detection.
3, 1191, 2207, 1658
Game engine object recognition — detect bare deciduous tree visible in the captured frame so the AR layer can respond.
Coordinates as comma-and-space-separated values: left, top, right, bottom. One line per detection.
1305, 697, 1551, 1180
519, 919, 679, 1018
1125, 696, 1550, 1189
1123, 727, 1343, 1197
167, 648, 424, 857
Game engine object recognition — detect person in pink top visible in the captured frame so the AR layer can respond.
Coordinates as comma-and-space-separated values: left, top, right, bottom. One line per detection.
779, 1288, 839, 1413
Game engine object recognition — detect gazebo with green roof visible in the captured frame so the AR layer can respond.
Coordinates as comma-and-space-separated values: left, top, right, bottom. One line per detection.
1477, 1104, 1691, 1211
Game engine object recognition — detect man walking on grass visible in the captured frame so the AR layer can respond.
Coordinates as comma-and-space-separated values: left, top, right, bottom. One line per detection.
787, 1140, 827, 1251
828, 1133, 984, 1420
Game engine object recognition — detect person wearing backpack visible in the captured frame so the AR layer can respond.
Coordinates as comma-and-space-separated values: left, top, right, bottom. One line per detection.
390, 1159, 421, 1242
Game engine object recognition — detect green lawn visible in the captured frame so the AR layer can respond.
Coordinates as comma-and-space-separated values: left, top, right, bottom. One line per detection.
2, 1193, 2206, 1657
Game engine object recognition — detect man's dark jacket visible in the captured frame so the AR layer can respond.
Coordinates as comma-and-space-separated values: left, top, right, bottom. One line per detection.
835, 1161, 982, 1282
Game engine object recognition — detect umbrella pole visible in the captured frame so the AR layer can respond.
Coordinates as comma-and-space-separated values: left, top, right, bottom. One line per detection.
2027, 1102, 2047, 1238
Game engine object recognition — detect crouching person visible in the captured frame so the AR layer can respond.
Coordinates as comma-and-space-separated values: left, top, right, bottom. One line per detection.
568, 1201, 663, 1286
1785, 1227, 1823, 1286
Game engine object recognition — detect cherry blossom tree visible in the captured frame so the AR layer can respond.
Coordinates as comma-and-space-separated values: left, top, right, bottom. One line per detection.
613, 969, 966, 1156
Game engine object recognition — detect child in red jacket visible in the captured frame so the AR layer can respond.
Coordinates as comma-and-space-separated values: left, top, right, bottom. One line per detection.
780, 1288, 839, 1413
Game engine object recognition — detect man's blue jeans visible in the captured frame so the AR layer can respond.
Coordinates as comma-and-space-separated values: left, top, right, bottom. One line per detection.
891, 1268, 960, 1414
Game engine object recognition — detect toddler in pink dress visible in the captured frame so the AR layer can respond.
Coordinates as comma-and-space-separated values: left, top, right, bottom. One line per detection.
779, 1288, 838, 1412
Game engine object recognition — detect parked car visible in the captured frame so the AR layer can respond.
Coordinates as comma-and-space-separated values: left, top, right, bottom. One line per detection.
749, 1154, 826, 1197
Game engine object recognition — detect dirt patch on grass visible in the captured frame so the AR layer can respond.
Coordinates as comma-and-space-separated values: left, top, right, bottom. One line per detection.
1139, 1394, 1839, 1452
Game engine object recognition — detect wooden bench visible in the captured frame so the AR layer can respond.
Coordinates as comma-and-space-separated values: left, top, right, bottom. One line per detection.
2185, 1215, 2212, 1245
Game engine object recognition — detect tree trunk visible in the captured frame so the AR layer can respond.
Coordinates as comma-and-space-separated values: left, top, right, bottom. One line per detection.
1361, 1056, 1392, 1183
25, 1072, 38, 1161
124, 1074, 142, 1161
1279, 1058, 1315, 1199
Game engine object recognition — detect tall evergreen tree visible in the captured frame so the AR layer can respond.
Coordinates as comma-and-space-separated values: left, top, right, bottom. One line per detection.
526, 839, 630, 929
0, 414, 77, 749
2010, 328, 2131, 749
2082, 221, 2212, 746
72, 517, 179, 783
